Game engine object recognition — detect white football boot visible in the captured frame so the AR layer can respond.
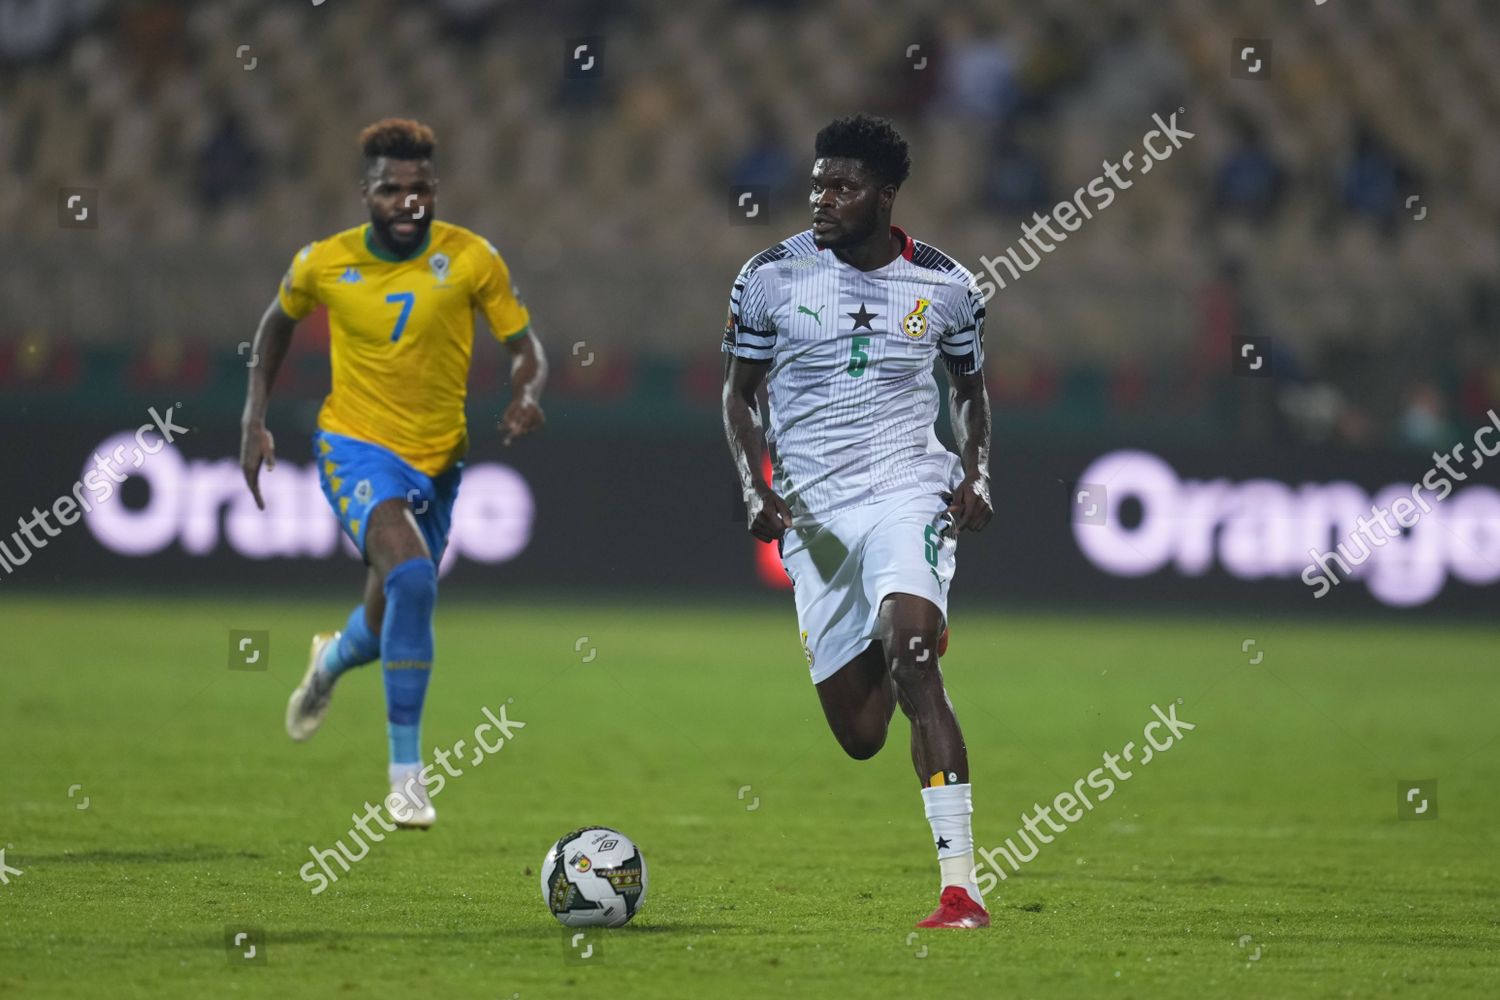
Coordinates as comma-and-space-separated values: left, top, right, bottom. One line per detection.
386, 771, 437, 830
286, 632, 339, 741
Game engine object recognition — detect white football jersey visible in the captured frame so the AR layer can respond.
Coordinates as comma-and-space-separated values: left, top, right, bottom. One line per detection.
723, 227, 986, 519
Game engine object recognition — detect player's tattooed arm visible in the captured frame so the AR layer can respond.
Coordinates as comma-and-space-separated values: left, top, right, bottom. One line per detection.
499, 328, 547, 446
239, 298, 298, 510
945, 370, 993, 532
722, 356, 792, 541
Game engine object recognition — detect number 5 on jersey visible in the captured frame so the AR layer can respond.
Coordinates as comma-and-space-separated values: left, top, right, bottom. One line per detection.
386, 291, 415, 342
847, 335, 871, 377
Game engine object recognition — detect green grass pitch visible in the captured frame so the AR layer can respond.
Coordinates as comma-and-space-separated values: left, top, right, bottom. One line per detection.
1, 595, 1498, 997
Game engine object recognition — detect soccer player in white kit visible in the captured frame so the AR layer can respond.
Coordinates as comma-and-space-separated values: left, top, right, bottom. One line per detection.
721, 114, 993, 929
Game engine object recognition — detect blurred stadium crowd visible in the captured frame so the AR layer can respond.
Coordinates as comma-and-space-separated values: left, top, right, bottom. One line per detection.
3, 0, 1498, 447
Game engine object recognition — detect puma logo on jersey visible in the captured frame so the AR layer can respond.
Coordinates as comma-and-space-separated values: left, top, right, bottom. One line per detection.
796, 304, 825, 326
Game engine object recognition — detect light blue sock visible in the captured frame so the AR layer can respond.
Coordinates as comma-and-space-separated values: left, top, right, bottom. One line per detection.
389, 723, 421, 766
381, 558, 437, 766
319, 604, 380, 681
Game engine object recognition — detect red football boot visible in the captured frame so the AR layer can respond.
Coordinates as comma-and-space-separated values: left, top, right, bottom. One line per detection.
916, 886, 990, 929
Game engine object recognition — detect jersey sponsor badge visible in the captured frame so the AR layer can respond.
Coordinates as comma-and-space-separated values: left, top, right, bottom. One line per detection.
902, 298, 932, 339
429, 252, 450, 285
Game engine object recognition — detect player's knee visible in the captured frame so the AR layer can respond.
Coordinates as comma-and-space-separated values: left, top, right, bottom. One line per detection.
367, 499, 431, 572
888, 632, 943, 690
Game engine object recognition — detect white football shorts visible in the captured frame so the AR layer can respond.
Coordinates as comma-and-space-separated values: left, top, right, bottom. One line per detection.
779, 488, 957, 684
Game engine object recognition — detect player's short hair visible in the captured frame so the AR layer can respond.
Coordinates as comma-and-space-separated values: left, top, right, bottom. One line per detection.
359, 118, 436, 163
814, 114, 911, 189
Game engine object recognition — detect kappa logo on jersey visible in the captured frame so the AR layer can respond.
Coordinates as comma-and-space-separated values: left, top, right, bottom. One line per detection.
428, 252, 450, 285
902, 298, 932, 339
337, 266, 362, 284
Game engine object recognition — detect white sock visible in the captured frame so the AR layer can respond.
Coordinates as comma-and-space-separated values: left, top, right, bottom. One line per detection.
922, 782, 984, 907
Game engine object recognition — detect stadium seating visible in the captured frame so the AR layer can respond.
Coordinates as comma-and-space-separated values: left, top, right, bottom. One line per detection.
3, 0, 1497, 440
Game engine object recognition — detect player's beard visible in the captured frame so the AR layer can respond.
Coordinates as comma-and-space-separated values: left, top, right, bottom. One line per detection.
372, 215, 431, 258
812, 206, 879, 250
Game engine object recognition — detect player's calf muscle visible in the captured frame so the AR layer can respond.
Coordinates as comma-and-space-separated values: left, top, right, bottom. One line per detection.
827, 708, 888, 759
837, 731, 885, 760
818, 646, 895, 759
361, 567, 386, 631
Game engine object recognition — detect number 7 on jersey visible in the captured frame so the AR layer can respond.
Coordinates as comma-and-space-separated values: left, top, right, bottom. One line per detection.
385, 291, 415, 342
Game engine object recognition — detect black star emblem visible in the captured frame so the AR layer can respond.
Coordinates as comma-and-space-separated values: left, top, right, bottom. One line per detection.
936, 836, 951, 850
847, 303, 879, 330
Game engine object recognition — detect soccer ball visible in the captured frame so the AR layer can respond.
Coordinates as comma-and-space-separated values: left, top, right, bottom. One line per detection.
540, 826, 648, 927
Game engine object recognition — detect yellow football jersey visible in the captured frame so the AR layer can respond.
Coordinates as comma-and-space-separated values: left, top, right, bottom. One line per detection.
278, 220, 531, 475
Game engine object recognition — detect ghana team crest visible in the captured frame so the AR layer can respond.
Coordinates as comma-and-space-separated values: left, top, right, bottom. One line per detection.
902, 298, 932, 338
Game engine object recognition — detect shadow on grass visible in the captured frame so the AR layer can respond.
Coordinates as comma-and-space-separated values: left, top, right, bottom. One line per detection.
217, 921, 740, 949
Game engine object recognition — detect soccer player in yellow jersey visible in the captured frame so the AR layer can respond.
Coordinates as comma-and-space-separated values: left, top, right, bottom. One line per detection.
238, 119, 547, 829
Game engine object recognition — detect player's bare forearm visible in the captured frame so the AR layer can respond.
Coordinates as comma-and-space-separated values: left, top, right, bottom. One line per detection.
238, 299, 295, 509
723, 355, 792, 539
945, 369, 994, 531
506, 328, 547, 404
499, 328, 547, 444
947, 370, 991, 482
240, 300, 297, 428
722, 356, 770, 493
